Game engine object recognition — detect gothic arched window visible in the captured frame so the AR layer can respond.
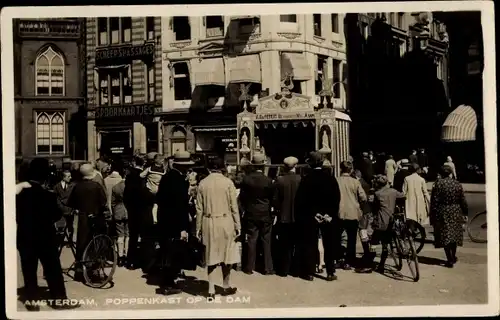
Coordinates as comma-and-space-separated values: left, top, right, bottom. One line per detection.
36, 112, 65, 154
35, 46, 65, 96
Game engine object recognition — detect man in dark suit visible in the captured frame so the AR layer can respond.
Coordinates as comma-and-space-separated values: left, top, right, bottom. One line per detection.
17, 159, 77, 310
53, 170, 75, 241
123, 155, 155, 270
67, 163, 108, 282
239, 153, 275, 275
273, 156, 301, 277
295, 152, 341, 281
156, 151, 192, 295
359, 152, 374, 184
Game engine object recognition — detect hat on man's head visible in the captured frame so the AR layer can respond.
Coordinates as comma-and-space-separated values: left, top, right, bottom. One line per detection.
307, 151, 323, 168
80, 163, 97, 179
146, 152, 158, 161
400, 159, 410, 166
283, 156, 298, 168
173, 151, 195, 165
252, 153, 266, 165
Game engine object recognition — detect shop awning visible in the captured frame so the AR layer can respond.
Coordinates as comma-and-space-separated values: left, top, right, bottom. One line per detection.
94, 65, 129, 70
229, 54, 261, 83
441, 105, 477, 142
281, 52, 312, 81
192, 125, 237, 132
335, 110, 352, 122
193, 58, 225, 86
230, 15, 259, 20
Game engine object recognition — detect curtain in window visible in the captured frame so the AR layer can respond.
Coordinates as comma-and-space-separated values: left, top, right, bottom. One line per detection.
35, 47, 64, 96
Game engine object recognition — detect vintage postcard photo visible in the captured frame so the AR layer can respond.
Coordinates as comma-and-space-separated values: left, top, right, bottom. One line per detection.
2, 1, 498, 319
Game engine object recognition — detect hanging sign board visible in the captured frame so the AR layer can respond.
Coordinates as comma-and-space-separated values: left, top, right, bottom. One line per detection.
255, 112, 315, 121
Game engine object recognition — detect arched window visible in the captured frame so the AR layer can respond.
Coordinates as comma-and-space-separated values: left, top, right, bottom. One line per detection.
36, 112, 65, 154
171, 127, 187, 154
35, 46, 65, 96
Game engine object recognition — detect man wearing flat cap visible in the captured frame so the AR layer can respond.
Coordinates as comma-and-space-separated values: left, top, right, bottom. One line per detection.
273, 156, 301, 277
156, 151, 193, 294
295, 151, 341, 281
239, 153, 275, 275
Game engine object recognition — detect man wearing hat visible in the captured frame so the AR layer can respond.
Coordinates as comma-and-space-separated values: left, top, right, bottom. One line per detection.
294, 151, 341, 281
272, 156, 301, 277
358, 152, 374, 184
239, 153, 275, 275
67, 163, 108, 282
393, 159, 412, 193
156, 151, 193, 295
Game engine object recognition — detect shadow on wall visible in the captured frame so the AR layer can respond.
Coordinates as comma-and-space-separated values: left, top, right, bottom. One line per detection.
345, 14, 450, 158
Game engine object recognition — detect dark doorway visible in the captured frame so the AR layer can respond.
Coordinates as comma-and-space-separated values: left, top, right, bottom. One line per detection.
100, 130, 132, 159
256, 122, 315, 164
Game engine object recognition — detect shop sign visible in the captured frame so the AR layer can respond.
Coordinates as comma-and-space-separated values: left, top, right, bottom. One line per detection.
96, 43, 155, 62
255, 112, 315, 121
95, 105, 156, 119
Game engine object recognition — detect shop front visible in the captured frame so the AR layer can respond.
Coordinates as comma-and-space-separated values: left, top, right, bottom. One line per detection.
88, 42, 160, 161
236, 81, 351, 176
90, 104, 159, 160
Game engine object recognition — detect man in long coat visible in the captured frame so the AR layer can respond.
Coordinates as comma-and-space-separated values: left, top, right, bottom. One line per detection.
273, 156, 301, 277
196, 157, 241, 298
403, 163, 430, 225
156, 151, 192, 295
295, 152, 341, 281
359, 152, 374, 184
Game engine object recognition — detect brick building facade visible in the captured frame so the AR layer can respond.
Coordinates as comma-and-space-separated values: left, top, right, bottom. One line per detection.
14, 18, 87, 166
85, 17, 163, 161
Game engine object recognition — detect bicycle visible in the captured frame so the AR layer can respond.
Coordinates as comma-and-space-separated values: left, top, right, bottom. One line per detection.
395, 205, 427, 254
81, 214, 118, 288
467, 211, 487, 243
60, 213, 118, 288
389, 213, 420, 282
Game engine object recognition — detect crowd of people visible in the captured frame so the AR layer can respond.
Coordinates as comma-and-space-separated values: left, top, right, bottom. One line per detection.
15, 147, 469, 307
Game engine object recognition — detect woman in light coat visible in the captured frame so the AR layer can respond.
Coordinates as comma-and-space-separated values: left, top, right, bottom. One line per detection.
196, 158, 241, 298
444, 156, 458, 180
384, 155, 398, 186
403, 163, 431, 225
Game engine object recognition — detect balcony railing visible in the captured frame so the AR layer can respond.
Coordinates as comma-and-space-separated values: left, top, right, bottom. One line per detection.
17, 19, 81, 38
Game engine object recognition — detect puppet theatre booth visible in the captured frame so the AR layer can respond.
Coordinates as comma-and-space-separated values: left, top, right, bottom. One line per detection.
236, 81, 351, 177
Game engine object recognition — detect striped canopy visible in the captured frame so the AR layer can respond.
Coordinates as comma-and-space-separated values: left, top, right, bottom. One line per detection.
441, 105, 478, 142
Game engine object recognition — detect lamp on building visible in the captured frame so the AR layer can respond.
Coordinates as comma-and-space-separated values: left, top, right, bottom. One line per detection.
417, 28, 430, 50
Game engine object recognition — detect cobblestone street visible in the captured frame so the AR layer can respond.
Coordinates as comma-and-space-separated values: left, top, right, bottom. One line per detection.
16, 193, 489, 311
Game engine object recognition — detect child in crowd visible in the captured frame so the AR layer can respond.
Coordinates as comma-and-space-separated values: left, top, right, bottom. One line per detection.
140, 154, 166, 222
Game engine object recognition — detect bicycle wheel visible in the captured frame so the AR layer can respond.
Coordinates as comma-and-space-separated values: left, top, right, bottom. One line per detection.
390, 238, 403, 271
467, 211, 487, 243
406, 219, 426, 254
404, 237, 420, 282
81, 234, 117, 288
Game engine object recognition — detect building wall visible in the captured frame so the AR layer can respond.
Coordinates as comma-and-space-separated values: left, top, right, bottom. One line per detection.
346, 12, 451, 157
14, 19, 86, 165
86, 17, 163, 161
160, 14, 348, 156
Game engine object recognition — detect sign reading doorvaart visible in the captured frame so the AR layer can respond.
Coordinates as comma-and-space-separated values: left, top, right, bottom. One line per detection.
96, 43, 155, 62
95, 105, 156, 119
255, 112, 315, 121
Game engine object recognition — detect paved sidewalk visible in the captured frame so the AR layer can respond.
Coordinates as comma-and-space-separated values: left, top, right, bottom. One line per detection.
426, 182, 485, 193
